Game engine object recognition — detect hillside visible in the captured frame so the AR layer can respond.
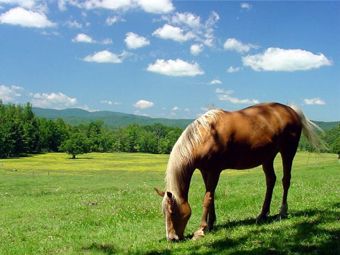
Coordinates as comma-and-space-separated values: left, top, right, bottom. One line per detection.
32, 107, 192, 128
32, 107, 339, 130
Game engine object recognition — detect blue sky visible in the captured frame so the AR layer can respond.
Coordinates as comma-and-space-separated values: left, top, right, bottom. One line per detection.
0, 1, 339, 121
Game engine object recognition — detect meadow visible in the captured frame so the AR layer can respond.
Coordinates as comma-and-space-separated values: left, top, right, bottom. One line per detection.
0, 152, 339, 254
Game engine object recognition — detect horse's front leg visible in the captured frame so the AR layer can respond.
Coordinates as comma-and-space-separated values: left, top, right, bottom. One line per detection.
193, 170, 220, 240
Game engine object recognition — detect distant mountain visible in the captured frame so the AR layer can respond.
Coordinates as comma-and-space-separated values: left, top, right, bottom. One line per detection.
32, 107, 193, 128
32, 107, 339, 130
314, 121, 339, 131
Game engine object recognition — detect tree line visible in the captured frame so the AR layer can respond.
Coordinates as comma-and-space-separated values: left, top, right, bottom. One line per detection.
0, 102, 339, 159
0, 102, 182, 158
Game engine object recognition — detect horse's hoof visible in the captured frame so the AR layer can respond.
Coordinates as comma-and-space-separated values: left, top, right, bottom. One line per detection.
278, 212, 288, 220
256, 214, 268, 224
192, 228, 205, 240
279, 205, 288, 220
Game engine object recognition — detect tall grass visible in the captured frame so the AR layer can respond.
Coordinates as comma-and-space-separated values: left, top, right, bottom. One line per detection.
0, 152, 339, 254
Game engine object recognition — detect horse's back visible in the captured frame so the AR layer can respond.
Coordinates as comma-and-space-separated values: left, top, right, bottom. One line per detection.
197, 103, 302, 170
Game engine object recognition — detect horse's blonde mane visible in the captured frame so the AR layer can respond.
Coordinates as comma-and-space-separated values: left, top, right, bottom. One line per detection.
165, 109, 223, 199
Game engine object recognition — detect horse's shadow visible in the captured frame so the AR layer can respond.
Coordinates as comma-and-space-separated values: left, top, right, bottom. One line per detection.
83, 204, 340, 255
146, 203, 340, 255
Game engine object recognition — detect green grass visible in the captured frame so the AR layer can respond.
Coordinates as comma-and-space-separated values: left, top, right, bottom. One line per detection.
0, 152, 339, 254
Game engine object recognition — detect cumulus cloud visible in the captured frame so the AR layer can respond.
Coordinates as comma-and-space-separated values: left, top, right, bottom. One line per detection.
0, 7, 55, 28
31, 92, 77, 109
242, 48, 332, 72
0, 84, 23, 102
72, 33, 112, 44
72, 33, 94, 43
147, 59, 204, 77
134, 99, 154, 109
153, 24, 195, 42
216, 88, 259, 104
210, 79, 222, 85
190, 44, 203, 56
304, 98, 326, 105
125, 32, 150, 49
224, 38, 257, 54
83, 50, 129, 64
65, 0, 174, 14
137, 0, 174, 14
226, 66, 241, 73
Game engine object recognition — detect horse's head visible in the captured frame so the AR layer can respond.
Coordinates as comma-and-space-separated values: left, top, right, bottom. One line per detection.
155, 188, 191, 241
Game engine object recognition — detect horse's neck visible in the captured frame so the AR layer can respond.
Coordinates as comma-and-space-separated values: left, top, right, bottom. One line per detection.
166, 162, 194, 203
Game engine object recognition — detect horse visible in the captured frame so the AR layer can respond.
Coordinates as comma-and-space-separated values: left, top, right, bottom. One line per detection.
155, 102, 324, 241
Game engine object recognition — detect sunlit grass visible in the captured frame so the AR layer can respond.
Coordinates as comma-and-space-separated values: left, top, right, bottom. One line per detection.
0, 152, 169, 172
0, 152, 339, 254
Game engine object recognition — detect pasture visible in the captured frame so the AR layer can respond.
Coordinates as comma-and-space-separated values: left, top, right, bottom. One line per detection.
0, 152, 339, 254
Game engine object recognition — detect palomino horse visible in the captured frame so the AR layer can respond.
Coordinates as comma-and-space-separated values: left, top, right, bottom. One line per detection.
155, 102, 324, 241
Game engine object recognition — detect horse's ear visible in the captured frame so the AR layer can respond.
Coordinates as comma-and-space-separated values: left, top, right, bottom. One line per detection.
166, 191, 175, 214
154, 187, 165, 197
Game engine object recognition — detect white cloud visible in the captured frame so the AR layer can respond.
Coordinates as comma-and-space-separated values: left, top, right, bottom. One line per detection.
226, 66, 241, 73
0, 84, 23, 102
304, 98, 326, 105
153, 24, 195, 42
216, 88, 259, 104
137, 0, 174, 14
106, 15, 124, 26
0, 7, 55, 28
203, 11, 219, 47
224, 38, 257, 54
31, 92, 77, 109
171, 12, 200, 28
72, 33, 94, 43
147, 59, 204, 77
242, 48, 332, 72
82, 0, 133, 11
161, 11, 219, 47
125, 32, 150, 49
190, 44, 203, 56
66, 0, 174, 14
210, 79, 222, 85
72, 33, 111, 44
240, 3, 252, 10
83, 50, 128, 64
134, 99, 154, 109
65, 20, 82, 29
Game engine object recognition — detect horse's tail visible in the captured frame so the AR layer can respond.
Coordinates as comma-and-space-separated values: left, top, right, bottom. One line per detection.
290, 105, 327, 151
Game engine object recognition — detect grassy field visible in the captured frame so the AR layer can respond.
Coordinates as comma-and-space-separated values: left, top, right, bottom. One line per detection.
0, 152, 339, 254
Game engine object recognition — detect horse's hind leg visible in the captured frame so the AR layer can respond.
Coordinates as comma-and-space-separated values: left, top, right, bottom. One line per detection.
257, 159, 276, 222
279, 149, 296, 219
